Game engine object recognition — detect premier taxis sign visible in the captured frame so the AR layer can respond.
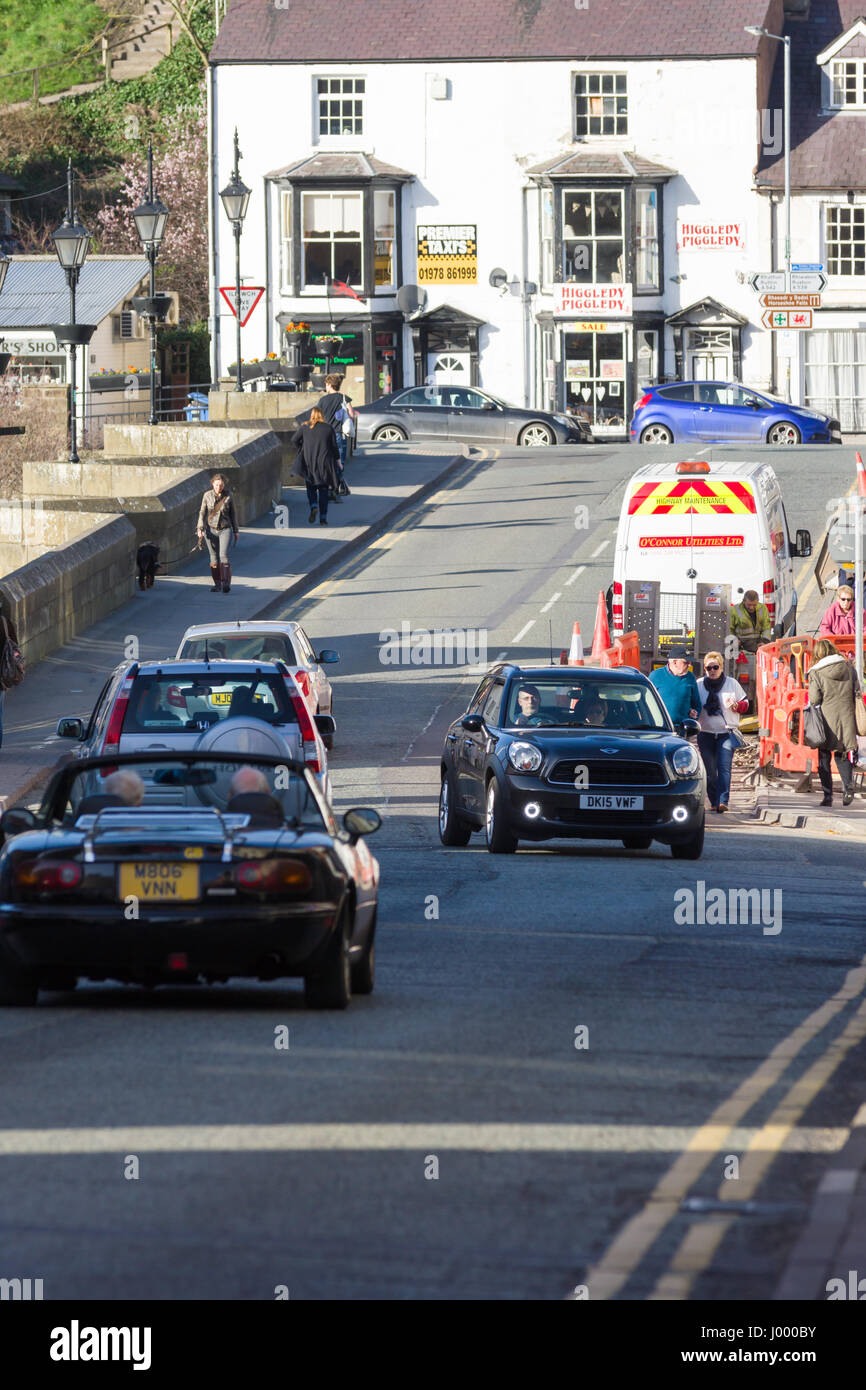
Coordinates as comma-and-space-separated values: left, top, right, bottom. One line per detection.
628, 480, 757, 515
417, 224, 477, 283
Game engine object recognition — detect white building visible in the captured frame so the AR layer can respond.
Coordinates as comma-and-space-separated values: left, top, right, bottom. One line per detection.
208, 0, 802, 436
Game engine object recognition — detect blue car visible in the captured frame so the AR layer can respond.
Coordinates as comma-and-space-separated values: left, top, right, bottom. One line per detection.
630, 381, 842, 446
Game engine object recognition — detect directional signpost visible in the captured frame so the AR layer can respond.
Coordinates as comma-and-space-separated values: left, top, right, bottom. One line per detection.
790, 271, 827, 293
761, 308, 813, 330
749, 272, 786, 293
759, 293, 821, 309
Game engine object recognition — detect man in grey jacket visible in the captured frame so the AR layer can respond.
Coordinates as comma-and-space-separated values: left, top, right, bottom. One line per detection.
197, 472, 239, 592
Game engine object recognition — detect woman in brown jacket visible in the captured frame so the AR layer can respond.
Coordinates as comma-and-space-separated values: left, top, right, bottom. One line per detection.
807, 638, 861, 807
197, 472, 239, 592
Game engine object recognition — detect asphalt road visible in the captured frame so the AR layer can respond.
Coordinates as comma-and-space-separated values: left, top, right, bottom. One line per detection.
2, 440, 865, 1301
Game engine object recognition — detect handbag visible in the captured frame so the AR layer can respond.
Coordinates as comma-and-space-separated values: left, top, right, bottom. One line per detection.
856, 694, 866, 737
727, 726, 746, 751
0, 617, 25, 691
803, 703, 830, 749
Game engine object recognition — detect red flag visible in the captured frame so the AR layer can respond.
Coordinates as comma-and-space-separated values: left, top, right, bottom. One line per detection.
330, 278, 366, 303
857, 451, 866, 498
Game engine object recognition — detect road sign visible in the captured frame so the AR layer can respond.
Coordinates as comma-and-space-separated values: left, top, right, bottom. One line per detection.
792, 263, 823, 272
749, 272, 786, 293
761, 309, 813, 330
759, 293, 822, 309
218, 286, 265, 327
790, 271, 827, 293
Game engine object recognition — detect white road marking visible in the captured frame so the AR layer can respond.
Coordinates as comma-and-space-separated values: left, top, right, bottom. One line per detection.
511, 620, 536, 643
540, 592, 562, 614
591, 539, 611, 557
564, 566, 586, 588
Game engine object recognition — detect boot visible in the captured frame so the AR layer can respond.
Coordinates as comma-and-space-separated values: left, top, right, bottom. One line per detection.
209, 565, 221, 592
221, 562, 232, 593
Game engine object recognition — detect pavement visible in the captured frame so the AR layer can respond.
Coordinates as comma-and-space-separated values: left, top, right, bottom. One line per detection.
0, 440, 467, 812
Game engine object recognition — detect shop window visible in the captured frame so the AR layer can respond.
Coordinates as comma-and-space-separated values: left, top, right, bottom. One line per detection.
564, 328, 626, 431
825, 205, 866, 276
805, 327, 866, 431
561, 189, 624, 283
635, 330, 657, 394
574, 73, 628, 137
280, 191, 292, 293
316, 76, 365, 136
302, 191, 363, 290
374, 189, 396, 291
540, 188, 554, 289
375, 329, 399, 395
635, 188, 659, 291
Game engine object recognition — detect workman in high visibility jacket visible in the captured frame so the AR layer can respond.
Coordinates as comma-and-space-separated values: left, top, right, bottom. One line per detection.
729, 590, 772, 653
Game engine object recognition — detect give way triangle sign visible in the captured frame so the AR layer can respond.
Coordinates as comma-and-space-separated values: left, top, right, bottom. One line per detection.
219, 286, 265, 327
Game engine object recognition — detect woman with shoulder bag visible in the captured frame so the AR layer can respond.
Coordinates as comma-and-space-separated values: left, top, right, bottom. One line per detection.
197, 472, 239, 593
807, 638, 860, 807
696, 651, 749, 813
0, 609, 24, 751
291, 409, 341, 526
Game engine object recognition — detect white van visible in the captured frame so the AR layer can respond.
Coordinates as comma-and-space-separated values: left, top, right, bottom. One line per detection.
611, 459, 812, 659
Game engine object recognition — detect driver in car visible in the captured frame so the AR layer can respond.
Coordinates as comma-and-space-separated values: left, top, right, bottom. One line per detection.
512, 684, 542, 725
580, 698, 607, 727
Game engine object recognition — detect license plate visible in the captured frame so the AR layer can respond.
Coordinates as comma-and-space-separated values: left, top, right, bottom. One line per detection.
579, 795, 644, 811
119, 862, 200, 901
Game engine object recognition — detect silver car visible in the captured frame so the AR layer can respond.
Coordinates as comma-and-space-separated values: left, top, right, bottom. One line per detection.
354, 386, 592, 447
175, 622, 340, 749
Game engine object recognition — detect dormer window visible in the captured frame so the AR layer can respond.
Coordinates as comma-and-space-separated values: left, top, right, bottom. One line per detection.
830, 59, 866, 108
817, 21, 866, 109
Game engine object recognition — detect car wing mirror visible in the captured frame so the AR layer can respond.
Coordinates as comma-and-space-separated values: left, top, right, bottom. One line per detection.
317, 649, 340, 664
56, 716, 85, 740
794, 529, 812, 558
676, 718, 701, 737
343, 807, 382, 842
481, 401, 496, 411
314, 714, 336, 738
461, 713, 484, 732
0, 807, 38, 839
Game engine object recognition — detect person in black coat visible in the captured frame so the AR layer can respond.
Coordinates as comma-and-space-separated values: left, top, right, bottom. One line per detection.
291, 410, 341, 525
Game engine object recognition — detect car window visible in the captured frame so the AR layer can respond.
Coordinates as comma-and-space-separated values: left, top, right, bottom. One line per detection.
656, 385, 696, 402
392, 387, 442, 407
83, 676, 116, 742
294, 629, 317, 664
180, 634, 296, 664
123, 674, 298, 734
442, 388, 487, 409
480, 682, 504, 726
467, 677, 493, 714
504, 677, 669, 729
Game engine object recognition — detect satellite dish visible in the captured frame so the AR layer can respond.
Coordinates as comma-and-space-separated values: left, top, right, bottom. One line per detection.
489, 267, 508, 289
396, 284, 428, 318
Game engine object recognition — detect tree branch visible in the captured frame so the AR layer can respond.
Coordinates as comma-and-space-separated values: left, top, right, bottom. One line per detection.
162, 1, 210, 68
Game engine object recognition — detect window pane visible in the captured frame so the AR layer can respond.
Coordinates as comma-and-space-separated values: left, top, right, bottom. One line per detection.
374, 189, 395, 236
304, 241, 331, 286
564, 191, 592, 237
333, 241, 362, 283
303, 194, 331, 235
595, 192, 622, 234
334, 193, 361, 234
596, 240, 623, 281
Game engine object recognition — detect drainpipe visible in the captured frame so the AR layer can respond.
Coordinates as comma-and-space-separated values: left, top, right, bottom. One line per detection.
207, 62, 218, 385
264, 177, 271, 358
768, 190, 777, 395
521, 183, 531, 407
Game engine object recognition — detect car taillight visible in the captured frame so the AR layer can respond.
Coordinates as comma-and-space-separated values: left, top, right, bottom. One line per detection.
283, 676, 321, 773
294, 669, 311, 702
235, 859, 312, 893
763, 579, 776, 624
14, 859, 82, 893
612, 580, 624, 634
166, 684, 186, 709
634, 393, 652, 413
99, 677, 135, 775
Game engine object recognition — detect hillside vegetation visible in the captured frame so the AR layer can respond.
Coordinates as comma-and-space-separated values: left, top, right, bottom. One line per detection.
0, 0, 107, 104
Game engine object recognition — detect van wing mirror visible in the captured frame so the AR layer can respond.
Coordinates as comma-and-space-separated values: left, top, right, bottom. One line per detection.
794, 529, 812, 558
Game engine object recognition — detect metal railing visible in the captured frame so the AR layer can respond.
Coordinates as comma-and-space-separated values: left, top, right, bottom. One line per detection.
0, 13, 173, 106
82, 382, 215, 448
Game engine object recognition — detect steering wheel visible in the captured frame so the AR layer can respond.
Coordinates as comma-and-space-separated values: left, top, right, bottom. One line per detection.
527, 715, 556, 727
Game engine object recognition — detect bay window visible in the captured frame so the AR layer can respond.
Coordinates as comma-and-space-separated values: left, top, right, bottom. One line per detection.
302, 190, 363, 289
562, 189, 624, 282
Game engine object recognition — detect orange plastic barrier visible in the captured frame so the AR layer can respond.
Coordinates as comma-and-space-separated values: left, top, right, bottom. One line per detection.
597, 631, 640, 670
757, 634, 866, 776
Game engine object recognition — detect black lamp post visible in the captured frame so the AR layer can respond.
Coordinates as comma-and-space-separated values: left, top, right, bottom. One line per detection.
52, 161, 91, 463
131, 143, 170, 426
219, 129, 251, 393
0, 252, 10, 295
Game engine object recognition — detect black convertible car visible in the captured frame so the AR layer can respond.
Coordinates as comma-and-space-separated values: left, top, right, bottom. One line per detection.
0, 752, 381, 1009
438, 665, 706, 856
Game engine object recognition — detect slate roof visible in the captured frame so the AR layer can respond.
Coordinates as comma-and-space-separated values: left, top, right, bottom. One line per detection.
758, 2, 866, 190
211, 0, 777, 63
266, 153, 414, 180
526, 151, 677, 179
0, 256, 150, 329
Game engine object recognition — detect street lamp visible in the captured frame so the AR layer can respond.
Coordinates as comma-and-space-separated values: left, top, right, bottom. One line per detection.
0, 252, 10, 295
52, 160, 91, 463
746, 24, 792, 398
219, 128, 251, 393
132, 142, 170, 426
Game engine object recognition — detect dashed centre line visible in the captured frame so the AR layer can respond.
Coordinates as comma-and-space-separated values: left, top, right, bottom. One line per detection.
591, 539, 611, 558
565, 565, 586, 588
540, 592, 562, 614
511, 620, 536, 644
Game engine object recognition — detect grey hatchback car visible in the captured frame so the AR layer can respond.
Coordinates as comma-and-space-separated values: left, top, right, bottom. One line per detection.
355, 386, 592, 447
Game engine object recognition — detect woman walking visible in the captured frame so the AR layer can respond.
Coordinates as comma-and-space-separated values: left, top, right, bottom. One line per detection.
291, 408, 341, 526
197, 472, 239, 592
807, 638, 860, 807
696, 651, 748, 813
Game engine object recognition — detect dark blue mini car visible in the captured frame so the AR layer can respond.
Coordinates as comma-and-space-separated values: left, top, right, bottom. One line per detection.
630, 381, 841, 446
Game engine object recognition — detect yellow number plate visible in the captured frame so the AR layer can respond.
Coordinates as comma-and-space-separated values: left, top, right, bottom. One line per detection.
210, 691, 232, 705
119, 863, 200, 901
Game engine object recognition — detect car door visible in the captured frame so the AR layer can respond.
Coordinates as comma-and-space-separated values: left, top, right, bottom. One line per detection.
444, 388, 510, 445
455, 677, 492, 813
691, 383, 727, 440
708, 385, 767, 441
295, 626, 329, 712
388, 386, 451, 439
462, 680, 505, 814
78, 674, 118, 758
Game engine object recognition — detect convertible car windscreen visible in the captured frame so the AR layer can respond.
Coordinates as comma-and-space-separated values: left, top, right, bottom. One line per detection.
503, 678, 670, 730
122, 674, 298, 734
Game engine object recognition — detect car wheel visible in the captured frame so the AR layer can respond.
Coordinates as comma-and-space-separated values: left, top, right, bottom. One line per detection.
439, 771, 472, 846
351, 909, 376, 995
670, 819, 705, 860
622, 836, 652, 850
767, 421, 801, 445
485, 779, 517, 854
640, 424, 673, 444
518, 423, 555, 447
0, 954, 38, 1006
304, 905, 352, 1009
373, 425, 408, 442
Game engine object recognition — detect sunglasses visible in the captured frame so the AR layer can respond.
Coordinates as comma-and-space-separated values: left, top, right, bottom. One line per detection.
839, 597, 853, 604
705, 664, 721, 671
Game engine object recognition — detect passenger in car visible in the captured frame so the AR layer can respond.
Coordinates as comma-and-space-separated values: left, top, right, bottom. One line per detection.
102, 770, 145, 806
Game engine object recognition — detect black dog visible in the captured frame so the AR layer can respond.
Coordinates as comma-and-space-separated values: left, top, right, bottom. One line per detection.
136, 543, 161, 591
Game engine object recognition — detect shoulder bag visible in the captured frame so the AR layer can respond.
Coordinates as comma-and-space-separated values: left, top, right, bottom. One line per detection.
856, 693, 866, 737
803, 703, 830, 749
0, 617, 25, 691
206, 493, 230, 529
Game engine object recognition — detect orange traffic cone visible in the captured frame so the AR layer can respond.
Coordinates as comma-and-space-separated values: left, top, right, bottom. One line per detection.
568, 621, 584, 666
591, 590, 611, 658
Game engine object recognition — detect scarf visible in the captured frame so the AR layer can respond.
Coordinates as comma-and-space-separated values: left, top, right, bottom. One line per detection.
703, 671, 726, 717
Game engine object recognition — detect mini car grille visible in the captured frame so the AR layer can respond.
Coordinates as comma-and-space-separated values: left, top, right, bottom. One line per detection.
549, 759, 668, 787
556, 808, 663, 827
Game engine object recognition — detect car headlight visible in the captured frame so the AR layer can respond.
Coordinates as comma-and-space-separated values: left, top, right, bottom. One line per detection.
672, 744, 700, 777
507, 741, 543, 773
553, 414, 573, 428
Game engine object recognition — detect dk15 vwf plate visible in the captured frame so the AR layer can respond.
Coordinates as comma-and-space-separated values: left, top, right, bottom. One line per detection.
578, 795, 644, 811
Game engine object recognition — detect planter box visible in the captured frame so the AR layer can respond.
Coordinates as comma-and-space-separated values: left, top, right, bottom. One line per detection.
90, 373, 159, 394
284, 331, 310, 347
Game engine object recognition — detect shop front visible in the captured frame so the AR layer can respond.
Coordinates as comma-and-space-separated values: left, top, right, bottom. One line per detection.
537, 309, 664, 438
275, 312, 404, 401
0, 330, 66, 384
